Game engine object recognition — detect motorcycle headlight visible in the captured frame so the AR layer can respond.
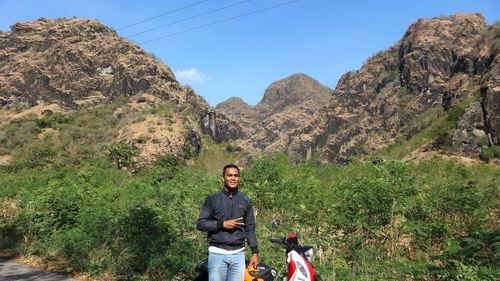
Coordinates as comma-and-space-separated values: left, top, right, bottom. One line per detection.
304, 248, 314, 263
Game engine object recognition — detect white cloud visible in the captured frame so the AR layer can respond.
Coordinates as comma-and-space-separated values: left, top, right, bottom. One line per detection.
174, 68, 212, 84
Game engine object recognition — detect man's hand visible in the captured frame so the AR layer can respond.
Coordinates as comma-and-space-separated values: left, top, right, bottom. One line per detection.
249, 253, 259, 268
223, 217, 244, 229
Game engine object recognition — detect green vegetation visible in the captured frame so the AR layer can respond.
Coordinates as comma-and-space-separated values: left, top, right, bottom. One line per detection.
0, 99, 177, 170
148, 104, 173, 119
0, 102, 498, 280
481, 146, 500, 163
0, 149, 498, 280
379, 101, 474, 159
185, 139, 238, 178
34, 112, 75, 129
378, 107, 446, 158
0, 103, 124, 169
106, 143, 139, 169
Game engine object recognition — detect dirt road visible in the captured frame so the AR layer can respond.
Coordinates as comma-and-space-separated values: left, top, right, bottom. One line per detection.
0, 258, 79, 281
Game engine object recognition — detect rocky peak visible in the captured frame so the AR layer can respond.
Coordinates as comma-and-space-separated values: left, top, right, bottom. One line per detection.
1, 14, 497, 166
215, 97, 250, 113
8, 17, 116, 37
399, 13, 488, 97
215, 73, 333, 157
401, 13, 487, 49
256, 73, 331, 115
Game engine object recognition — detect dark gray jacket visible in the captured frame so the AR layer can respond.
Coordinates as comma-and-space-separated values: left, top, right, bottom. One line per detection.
197, 188, 259, 254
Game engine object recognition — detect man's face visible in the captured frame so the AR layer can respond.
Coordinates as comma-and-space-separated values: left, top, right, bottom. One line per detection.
222, 167, 240, 189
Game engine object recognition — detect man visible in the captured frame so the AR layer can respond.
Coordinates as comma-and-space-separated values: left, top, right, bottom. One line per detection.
197, 164, 259, 280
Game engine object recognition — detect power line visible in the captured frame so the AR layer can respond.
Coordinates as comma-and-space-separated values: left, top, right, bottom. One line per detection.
139, 0, 300, 44
117, 0, 209, 31
127, 0, 253, 38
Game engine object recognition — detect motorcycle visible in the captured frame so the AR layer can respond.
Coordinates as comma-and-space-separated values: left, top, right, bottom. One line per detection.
269, 219, 323, 281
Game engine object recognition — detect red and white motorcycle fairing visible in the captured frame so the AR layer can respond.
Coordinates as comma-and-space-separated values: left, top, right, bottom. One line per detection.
286, 251, 315, 281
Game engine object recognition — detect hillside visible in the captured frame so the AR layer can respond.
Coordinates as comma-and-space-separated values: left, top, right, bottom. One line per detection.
316, 13, 499, 163
0, 17, 243, 167
217, 13, 499, 163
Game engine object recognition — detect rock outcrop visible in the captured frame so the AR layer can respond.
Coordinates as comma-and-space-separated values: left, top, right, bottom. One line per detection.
453, 102, 487, 157
482, 84, 500, 145
0, 17, 238, 165
0, 18, 180, 108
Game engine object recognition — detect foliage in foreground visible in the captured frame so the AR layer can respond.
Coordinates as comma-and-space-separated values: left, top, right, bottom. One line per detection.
0, 153, 499, 280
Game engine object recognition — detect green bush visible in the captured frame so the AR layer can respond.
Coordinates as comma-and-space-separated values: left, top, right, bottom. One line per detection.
431, 121, 455, 150
35, 113, 74, 129
112, 205, 173, 275
148, 104, 173, 118
480, 146, 500, 162
106, 143, 139, 169
447, 103, 467, 124
9, 141, 55, 170
150, 154, 185, 183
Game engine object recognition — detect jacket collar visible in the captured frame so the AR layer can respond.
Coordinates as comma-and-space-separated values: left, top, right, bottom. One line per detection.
222, 187, 238, 197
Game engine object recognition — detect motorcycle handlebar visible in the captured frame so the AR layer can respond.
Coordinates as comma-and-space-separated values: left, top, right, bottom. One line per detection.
270, 238, 282, 244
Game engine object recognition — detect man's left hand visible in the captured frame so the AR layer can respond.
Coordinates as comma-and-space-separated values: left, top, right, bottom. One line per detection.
249, 253, 259, 268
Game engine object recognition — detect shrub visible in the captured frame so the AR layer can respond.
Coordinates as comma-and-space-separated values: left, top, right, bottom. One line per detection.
106, 143, 139, 169
148, 104, 173, 118
0, 151, 498, 280
447, 103, 467, 124
431, 121, 455, 150
480, 146, 500, 162
112, 205, 173, 275
9, 142, 55, 170
151, 154, 185, 183
35, 113, 74, 129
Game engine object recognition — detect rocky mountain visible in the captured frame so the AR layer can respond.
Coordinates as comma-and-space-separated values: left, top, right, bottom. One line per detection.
0, 17, 242, 166
315, 13, 499, 163
217, 13, 499, 163
216, 73, 332, 158
0, 14, 498, 167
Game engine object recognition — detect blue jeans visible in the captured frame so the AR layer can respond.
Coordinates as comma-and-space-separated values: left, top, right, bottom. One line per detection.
208, 251, 245, 281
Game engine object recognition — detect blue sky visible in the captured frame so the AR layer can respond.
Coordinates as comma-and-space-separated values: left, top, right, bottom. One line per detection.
1, 1, 498, 106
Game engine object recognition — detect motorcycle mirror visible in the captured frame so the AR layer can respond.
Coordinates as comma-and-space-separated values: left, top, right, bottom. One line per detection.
271, 219, 281, 229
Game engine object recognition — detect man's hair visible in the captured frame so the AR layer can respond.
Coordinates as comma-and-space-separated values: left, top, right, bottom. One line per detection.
222, 164, 240, 176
